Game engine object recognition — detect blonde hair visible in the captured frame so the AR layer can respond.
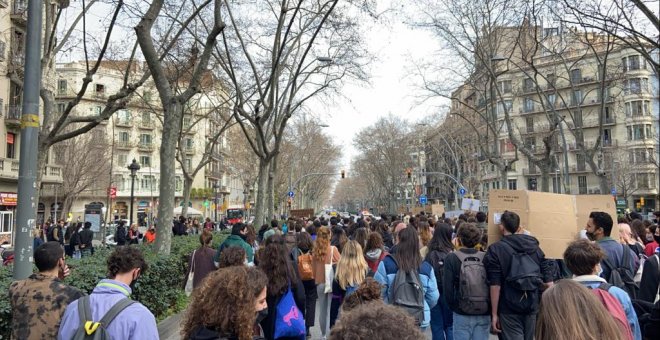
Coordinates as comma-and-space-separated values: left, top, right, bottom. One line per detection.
335, 240, 368, 290
535, 280, 625, 340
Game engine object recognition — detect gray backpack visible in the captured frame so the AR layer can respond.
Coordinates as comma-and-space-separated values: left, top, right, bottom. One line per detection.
72, 296, 136, 340
389, 257, 425, 325
455, 250, 489, 315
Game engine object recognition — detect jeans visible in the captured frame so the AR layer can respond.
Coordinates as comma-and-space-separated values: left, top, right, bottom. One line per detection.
452, 313, 489, 340
303, 280, 318, 333
430, 298, 453, 340
316, 284, 332, 337
498, 313, 536, 340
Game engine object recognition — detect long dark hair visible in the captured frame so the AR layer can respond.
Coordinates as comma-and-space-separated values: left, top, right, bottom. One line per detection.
258, 234, 298, 296
427, 223, 453, 253
394, 227, 421, 272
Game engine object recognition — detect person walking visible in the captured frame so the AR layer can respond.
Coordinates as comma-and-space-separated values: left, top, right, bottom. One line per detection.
78, 222, 94, 256
330, 240, 370, 328
426, 223, 455, 340
312, 226, 340, 339
214, 223, 254, 265
291, 232, 318, 337
185, 230, 218, 292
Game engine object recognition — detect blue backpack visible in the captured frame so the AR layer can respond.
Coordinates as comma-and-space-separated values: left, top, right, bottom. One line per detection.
274, 286, 305, 339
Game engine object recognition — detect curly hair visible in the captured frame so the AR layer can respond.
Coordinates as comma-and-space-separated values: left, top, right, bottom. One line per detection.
341, 278, 383, 312
364, 232, 383, 253
418, 221, 432, 247
258, 234, 298, 296
218, 246, 247, 268
181, 266, 267, 340
329, 301, 425, 340
313, 226, 332, 260
107, 246, 148, 278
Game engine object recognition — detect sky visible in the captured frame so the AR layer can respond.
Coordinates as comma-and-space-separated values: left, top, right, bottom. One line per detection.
308, 15, 446, 170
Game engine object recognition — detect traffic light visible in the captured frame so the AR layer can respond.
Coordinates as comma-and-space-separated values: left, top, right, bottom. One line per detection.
406, 169, 412, 179
640, 197, 645, 206
287, 197, 292, 209
341, 170, 345, 179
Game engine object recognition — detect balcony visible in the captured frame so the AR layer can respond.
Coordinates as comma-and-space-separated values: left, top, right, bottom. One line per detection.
138, 120, 154, 129
523, 167, 539, 176
0, 158, 63, 183
4, 105, 21, 127
570, 165, 590, 173
115, 140, 134, 150
11, 1, 27, 25
184, 145, 195, 154
115, 119, 132, 127
137, 143, 154, 152
42, 165, 63, 184
207, 168, 223, 179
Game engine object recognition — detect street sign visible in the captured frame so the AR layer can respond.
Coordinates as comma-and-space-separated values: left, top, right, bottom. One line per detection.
458, 187, 467, 196
611, 188, 617, 196
288, 191, 295, 198
419, 195, 427, 205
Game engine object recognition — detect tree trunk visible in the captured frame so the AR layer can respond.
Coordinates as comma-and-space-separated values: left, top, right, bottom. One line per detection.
500, 165, 508, 191
267, 155, 278, 220
181, 176, 193, 217
598, 174, 609, 194
540, 167, 550, 192
254, 158, 270, 227
154, 101, 183, 255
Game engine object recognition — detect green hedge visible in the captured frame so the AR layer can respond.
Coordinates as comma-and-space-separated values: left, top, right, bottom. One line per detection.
0, 231, 229, 339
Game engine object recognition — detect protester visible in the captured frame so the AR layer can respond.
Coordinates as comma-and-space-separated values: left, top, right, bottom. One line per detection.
364, 232, 388, 273
115, 220, 127, 246
329, 302, 425, 340
330, 240, 370, 327
378, 220, 394, 250
535, 280, 625, 340
185, 230, 217, 291
638, 244, 660, 303
9, 242, 83, 340
68, 224, 81, 259
257, 235, 305, 340
128, 223, 140, 245
214, 222, 254, 266
58, 246, 158, 339
144, 225, 156, 244
425, 222, 455, 340
375, 226, 439, 330
312, 226, 340, 338
340, 277, 383, 312
181, 266, 268, 340
78, 222, 94, 256
32, 228, 44, 251
290, 231, 318, 336
331, 225, 348, 253
418, 221, 433, 258
353, 227, 368, 250
644, 224, 659, 257
218, 246, 247, 268
485, 210, 554, 340
563, 239, 640, 339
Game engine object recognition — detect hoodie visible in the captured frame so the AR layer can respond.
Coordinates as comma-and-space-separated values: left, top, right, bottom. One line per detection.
365, 248, 387, 273
484, 234, 554, 315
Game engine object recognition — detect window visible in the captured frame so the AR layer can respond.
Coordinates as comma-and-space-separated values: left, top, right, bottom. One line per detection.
175, 176, 183, 191
552, 176, 561, 193
139, 134, 152, 145
185, 138, 194, 148
627, 124, 652, 140
637, 173, 650, 189
546, 74, 556, 88
0, 40, 5, 61
6, 133, 15, 158
625, 100, 650, 116
546, 93, 556, 109
508, 179, 517, 190
95, 84, 105, 95
117, 153, 128, 166
498, 80, 512, 94
525, 137, 536, 149
570, 69, 582, 84
497, 100, 512, 116
57, 79, 67, 94
625, 78, 648, 95
185, 158, 192, 171
602, 129, 612, 146
623, 55, 644, 72
523, 97, 535, 113
141, 175, 155, 190
141, 112, 151, 123
571, 89, 582, 106
578, 176, 587, 194
56, 102, 66, 114
139, 155, 151, 167
118, 131, 130, 142
523, 78, 535, 92
117, 109, 131, 124
183, 116, 192, 129
526, 117, 534, 133
576, 154, 586, 171
527, 177, 538, 191
573, 110, 583, 127
113, 175, 125, 191
543, 27, 559, 37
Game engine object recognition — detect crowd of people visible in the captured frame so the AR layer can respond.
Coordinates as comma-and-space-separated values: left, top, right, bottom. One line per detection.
8, 209, 660, 340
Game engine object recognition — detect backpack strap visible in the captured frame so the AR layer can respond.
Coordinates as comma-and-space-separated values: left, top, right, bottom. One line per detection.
597, 282, 612, 291
621, 243, 631, 271
77, 295, 93, 325
98, 298, 136, 327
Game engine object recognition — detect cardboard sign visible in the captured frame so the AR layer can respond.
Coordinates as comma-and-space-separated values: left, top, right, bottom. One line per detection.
290, 209, 315, 219
461, 198, 481, 211
431, 204, 445, 216
445, 210, 464, 219
487, 190, 619, 259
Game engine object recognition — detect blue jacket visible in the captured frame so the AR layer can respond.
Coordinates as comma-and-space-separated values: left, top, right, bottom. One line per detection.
58, 279, 158, 340
574, 275, 642, 340
374, 255, 439, 328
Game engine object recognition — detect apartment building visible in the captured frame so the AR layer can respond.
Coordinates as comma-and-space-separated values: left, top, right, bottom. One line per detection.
438, 25, 659, 212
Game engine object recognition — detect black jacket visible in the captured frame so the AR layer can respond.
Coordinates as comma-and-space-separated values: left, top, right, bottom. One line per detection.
484, 234, 554, 315
260, 278, 305, 340
115, 226, 127, 245
442, 248, 489, 315
639, 254, 660, 303
78, 229, 93, 249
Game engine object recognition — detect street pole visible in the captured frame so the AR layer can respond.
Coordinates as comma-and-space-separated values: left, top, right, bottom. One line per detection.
213, 184, 219, 222
13, 0, 44, 279
128, 159, 140, 226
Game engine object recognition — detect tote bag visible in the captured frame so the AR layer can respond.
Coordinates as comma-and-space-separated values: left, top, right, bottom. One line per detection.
274, 286, 306, 339
324, 247, 334, 294
184, 250, 196, 296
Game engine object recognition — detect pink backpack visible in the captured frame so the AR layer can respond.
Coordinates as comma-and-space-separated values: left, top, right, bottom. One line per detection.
591, 283, 634, 340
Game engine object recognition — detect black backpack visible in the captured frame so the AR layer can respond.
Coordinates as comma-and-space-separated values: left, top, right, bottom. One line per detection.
72, 296, 136, 340
501, 238, 543, 314
388, 256, 425, 326
425, 250, 450, 294
603, 244, 639, 299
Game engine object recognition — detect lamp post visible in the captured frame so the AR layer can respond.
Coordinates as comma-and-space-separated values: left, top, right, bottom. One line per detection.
213, 183, 219, 222
127, 159, 140, 226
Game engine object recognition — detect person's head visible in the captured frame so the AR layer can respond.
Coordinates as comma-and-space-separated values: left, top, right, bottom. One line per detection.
456, 223, 481, 248
270, 219, 279, 230
329, 302, 425, 340
218, 246, 247, 268
535, 280, 625, 340
458, 214, 468, 222
341, 278, 383, 312
84, 221, 92, 229
330, 217, 338, 226
313, 220, 321, 229
182, 266, 268, 340
353, 228, 369, 250
258, 235, 297, 297
563, 239, 605, 276
418, 221, 432, 247
586, 211, 613, 240
130, 223, 138, 230
476, 211, 487, 223
393, 222, 407, 244
313, 226, 332, 259
651, 224, 660, 244
106, 246, 148, 286
364, 232, 384, 253
179, 215, 186, 223
296, 231, 314, 251
628, 211, 642, 222
245, 225, 256, 245
231, 222, 248, 236
199, 229, 213, 246
336, 240, 368, 290
428, 222, 453, 253
34, 242, 65, 273
394, 226, 421, 272
499, 211, 520, 234
618, 223, 632, 244
630, 219, 646, 243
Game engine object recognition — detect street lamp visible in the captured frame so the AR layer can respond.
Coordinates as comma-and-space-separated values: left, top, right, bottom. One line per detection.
213, 183, 219, 222
127, 159, 140, 226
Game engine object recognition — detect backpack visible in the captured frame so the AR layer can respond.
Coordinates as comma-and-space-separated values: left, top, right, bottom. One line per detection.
425, 249, 450, 294
590, 283, 634, 340
297, 250, 314, 281
388, 256, 425, 326
72, 296, 136, 340
455, 250, 489, 315
501, 238, 543, 314
603, 244, 639, 299
273, 286, 306, 339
